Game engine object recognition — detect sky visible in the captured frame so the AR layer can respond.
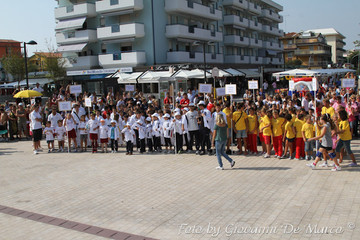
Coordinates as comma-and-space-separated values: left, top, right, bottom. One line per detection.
0, 0, 359, 56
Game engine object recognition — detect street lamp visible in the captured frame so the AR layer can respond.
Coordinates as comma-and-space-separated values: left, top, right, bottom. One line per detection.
193, 41, 215, 83
24, 40, 37, 89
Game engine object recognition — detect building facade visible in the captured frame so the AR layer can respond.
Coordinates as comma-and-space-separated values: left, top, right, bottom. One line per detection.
54, 0, 284, 73
0, 39, 22, 82
305, 28, 346, 66
28, 52, 62, 72
281, 32, 332, 69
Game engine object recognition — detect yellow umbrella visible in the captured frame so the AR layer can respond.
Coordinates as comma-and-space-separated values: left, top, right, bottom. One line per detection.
13, 90, 43, 98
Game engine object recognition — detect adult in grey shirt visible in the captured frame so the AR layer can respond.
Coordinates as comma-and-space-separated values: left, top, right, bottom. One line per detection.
185, 103, 200, 154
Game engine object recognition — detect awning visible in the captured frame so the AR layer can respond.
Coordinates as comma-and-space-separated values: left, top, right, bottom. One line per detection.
209, 69, 232, 77
58, 43, 87, 53
0, 78, 54, 88
55, 17, 86, 31
138, 71, 174, 83
224, 68, 246, 77
267, 50, 278, 56
117, 72, 143, 84
172, 69, 211, 80
237, 69, 260, 78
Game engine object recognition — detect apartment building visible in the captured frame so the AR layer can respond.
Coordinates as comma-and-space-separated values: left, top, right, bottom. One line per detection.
281, 32, 332, 69
305, 28, 346, 65
54, 0, 284, 73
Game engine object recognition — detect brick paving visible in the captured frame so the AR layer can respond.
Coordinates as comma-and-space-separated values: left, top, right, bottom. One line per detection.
0, 140, 360, 239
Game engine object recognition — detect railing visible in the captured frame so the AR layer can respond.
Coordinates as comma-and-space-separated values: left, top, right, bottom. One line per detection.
294, 49, 331, 55
296, 39, 324, 44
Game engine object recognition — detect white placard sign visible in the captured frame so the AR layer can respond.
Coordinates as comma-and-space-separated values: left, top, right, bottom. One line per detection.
69, 85, 82, 94
58, 101, 72, 112
341, 78, 355, 88
248, 80, 259, 90
289, 80, 295, 91
198, 84, 212, 94
312, 78, 318, 91
225, 84, 237, 95
84, 98, 92, 107
125, 85, 135, 92
216, 88, 226, 96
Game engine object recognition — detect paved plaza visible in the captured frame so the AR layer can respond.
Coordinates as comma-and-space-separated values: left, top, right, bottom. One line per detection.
1, 140, 360, 240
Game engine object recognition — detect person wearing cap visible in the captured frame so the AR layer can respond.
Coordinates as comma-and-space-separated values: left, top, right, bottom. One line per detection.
185, 103, 200, 154
181, 107, 190, 152
198, 101, 212, 155
162, 113, 172, 154
171, 112, 184, 153
152, 113, 162, 152
17, 102, 29, 139
99, 119, 109, 153
108, 120, 120, 153
121, 123, 135, 155
145, 117, 153, 153
132, 119, 146, 153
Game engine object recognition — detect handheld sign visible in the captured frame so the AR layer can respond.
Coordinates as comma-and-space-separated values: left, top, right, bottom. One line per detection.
125, 85, 135, 92
248, 80, 259, 90
225, 84, 237, 95
58, 101, 72, 112
289, 80, 295, 91
84, 98, 92, 107
312, 78, 318, 91
341, 78, 355, 88
198, 84, 212, 94
69, 85, 82, 94
216, 88, 226, 96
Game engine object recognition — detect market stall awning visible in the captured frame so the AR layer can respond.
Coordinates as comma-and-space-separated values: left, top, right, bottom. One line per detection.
138, 71, 175, 83
55, 17, 86, 31
272, 69, 318, 77
224, 68, 246, 77
58, 43, 87, 53
0, 78, 54, 88
237, 69, 261, 78
172, 69, 211, 80
209, 69, 232, 77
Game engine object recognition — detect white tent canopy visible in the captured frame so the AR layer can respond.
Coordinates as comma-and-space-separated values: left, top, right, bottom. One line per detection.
172, 69, 211, 79
224, 68, 246, 77
138, 71, 174, 83
0, 78, 54, 88
209, 69, 232, 77
238, 69, 261, 78
273, 68, 356, 77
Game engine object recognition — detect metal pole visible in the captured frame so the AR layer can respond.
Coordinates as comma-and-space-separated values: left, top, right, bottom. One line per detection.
203, 42, 207, 83
24, 42, 29, 89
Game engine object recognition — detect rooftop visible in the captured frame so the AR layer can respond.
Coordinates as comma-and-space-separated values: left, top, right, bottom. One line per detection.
305, 28, 346, 39
0, 39, 21, 43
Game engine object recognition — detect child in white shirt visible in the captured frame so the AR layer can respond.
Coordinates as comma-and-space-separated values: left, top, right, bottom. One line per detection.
87, 113, 99, 153
55, 120, 66, 152
162, 113, 172, 153
171, 112, 184, 153
132, 120, 146, 153
152, 113, 162, 152
145, 117, 153, 152
122, 124, 135, 155
63, 113, 78, 152
99, 119, 109, 153
43, 121, 54, 153
78, 115, 88, 152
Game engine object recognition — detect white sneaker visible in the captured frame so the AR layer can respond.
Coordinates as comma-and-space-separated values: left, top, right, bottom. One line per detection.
264, 154, 270, 158
319, 162, 328, 167
288, 156, 293, 160
331, 166, 341, 171
295, 158, 300, 161
306, 163, 316, 169
33, 150, 38, 155
216, 166, 224, 170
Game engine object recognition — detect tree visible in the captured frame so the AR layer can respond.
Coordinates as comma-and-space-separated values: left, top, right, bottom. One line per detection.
286, 59, 303, 68
1, 53, 25, 83
44, 52, 67, 83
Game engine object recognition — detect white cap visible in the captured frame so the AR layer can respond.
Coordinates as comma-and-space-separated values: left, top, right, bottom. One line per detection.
146, 117, 152, 122
183, 107, 189, 111
148, 100, 153, 104
174, 112, 181, 117
100, 119, 105, 122
189, 103, 195, 107
111, 120, 116, 124
152, 113, 159, 118
18, 103, 24, 106
136, 101, 141, 105
174, 108, 181, 113
163, 113, 170, 118
136, 120, 142, 124
198, 101, 206, 106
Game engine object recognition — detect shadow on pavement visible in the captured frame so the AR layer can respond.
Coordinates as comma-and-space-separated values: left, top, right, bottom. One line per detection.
228, 167, 291, 171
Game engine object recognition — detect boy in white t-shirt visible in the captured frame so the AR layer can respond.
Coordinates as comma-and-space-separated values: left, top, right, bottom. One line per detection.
122, 123, 135, 155
78, 115, 88, 152
55, 120, 66, 152
87, 113, 100, 153
99, 119, 109, 153
43, 121, 55, 153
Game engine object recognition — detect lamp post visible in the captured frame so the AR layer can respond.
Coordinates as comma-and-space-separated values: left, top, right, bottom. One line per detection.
193, 41, 215, 84
23, 40, 37, 89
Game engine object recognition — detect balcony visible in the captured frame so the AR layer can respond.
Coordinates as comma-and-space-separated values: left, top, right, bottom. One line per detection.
97, 23, 145, 41
96, 0, 143, 15
248, 2, 262, 15
294, 49, 331, 56
64, 56, 99, 70
261, 9, 283, 22
264, 57, 283, 65
262, 25, 283, 36
283, 44, 297, 50
56, 30, 97, 45
222, 0, 248, 10
223, 15, 249, 29
224, 35, 250, 47
55, 3, 96, 20
164, 0, 222, 21
264, 41, 283, 51
249, 20, 262, 31
250, 56, 263, 64
167, 51, 223, 64
296, 38, 324, 45
224, 55, 250, 64
249, 38, 263, 48
166, 24, 223, 42
99, 51, 146, 67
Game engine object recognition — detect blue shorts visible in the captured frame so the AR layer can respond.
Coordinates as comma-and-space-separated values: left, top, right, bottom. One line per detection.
236, 130, 247, 138
286, 137, 295, 143
305, 140, 314, 152
335, 139, 353, 154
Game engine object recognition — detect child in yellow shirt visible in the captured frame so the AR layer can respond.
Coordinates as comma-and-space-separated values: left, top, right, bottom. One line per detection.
302, 115, 315, 160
